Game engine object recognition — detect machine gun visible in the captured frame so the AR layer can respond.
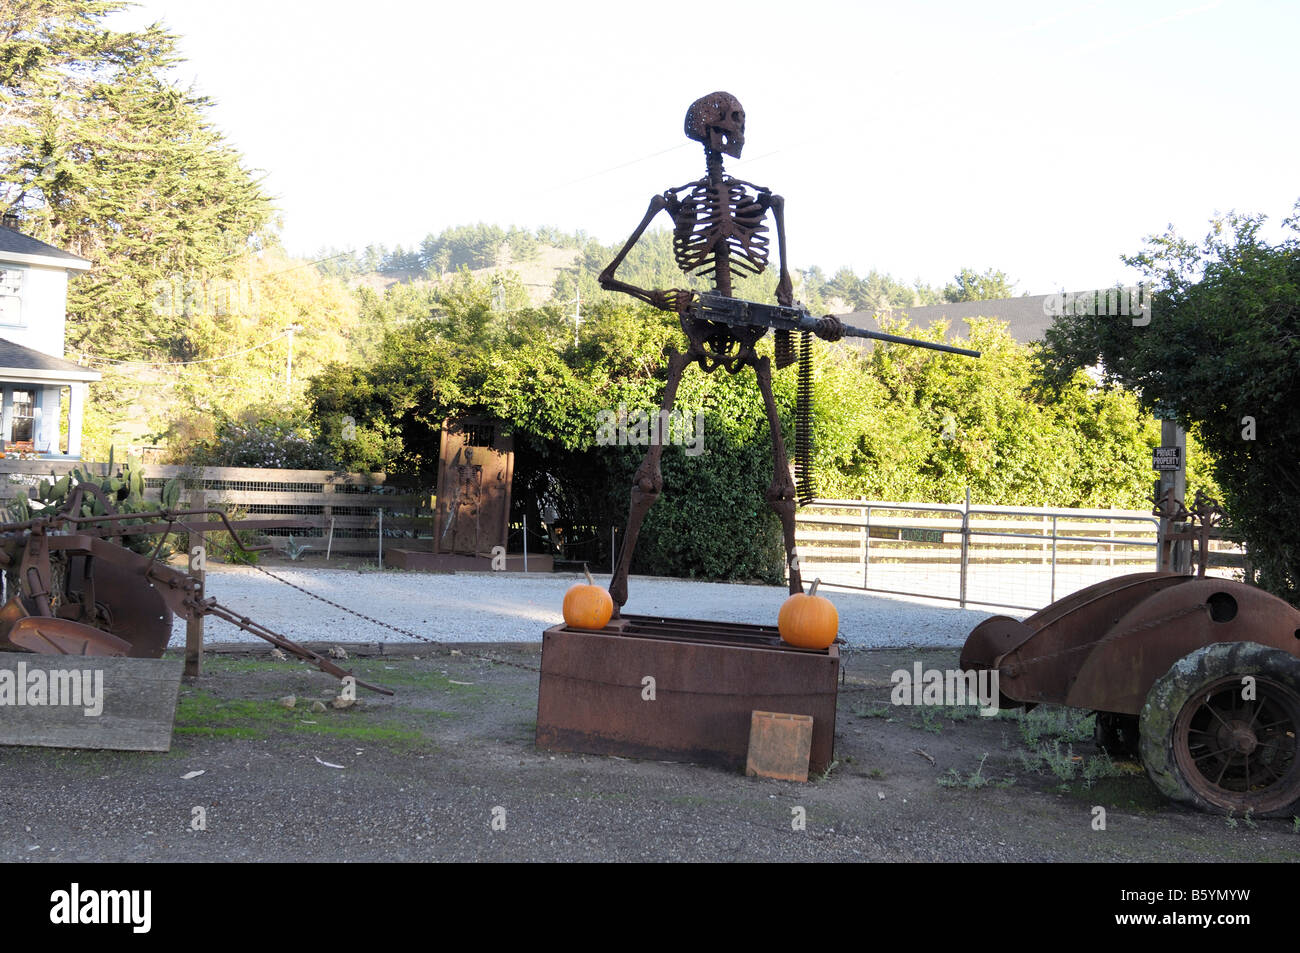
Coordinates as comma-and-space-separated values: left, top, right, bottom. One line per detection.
691, 292, 980, 504
692, 292, 982, 358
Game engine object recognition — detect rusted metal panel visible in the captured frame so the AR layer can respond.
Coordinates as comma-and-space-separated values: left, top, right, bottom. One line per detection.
993, 572, 1197, 707
1065, 579, 1300, 714
432, 416, 513, 556
746, 710, 814, 782
536, 615, 839, 774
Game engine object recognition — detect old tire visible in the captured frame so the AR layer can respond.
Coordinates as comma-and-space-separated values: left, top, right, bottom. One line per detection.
1139, 642, 1300, 816
1094, 712, 1140, 760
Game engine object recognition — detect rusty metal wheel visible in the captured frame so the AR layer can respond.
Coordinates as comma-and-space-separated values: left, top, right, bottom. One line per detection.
1140, 642, 1300, 816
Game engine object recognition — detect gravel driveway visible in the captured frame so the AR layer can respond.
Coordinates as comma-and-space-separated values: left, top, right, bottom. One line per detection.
170, 566, 1019, 649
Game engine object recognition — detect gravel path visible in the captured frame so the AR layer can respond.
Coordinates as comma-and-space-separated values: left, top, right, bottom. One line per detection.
169, 566, 1020, 650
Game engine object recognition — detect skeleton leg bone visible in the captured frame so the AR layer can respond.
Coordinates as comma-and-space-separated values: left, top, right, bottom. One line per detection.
608, 348, 693, 615
751, 353, 804, 595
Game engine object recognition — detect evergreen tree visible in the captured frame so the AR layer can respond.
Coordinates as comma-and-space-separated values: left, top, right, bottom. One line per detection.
0, 0, 274, 359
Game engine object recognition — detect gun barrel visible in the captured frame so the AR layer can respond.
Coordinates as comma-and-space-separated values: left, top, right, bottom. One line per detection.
833, 322, 981, 358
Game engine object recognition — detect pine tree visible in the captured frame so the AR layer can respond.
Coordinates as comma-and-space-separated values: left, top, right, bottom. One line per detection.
0, 0, 274, 359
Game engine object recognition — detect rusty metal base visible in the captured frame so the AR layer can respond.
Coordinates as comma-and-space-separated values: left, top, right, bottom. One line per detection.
536, 614, 839, 774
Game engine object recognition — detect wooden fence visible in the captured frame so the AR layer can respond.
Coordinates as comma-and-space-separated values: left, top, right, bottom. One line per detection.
0, 460, 433, 556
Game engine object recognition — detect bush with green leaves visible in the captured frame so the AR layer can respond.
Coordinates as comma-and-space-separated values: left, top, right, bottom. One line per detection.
183, 410, 339, 471
306, 274, 1192, 582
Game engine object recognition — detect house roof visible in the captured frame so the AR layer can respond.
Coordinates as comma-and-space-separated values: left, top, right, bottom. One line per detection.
841, 294, 1056, 347
0, 337, 100, 383
0, 225, 92, 271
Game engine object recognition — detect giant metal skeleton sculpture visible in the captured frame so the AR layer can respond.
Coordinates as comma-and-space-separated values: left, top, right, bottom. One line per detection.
600, 92, 978, 615
599, 93, 833, 611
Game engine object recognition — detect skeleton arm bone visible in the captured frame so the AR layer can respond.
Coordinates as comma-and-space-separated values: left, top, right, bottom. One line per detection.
598, 193, 695, 313
767, 192, 795, 308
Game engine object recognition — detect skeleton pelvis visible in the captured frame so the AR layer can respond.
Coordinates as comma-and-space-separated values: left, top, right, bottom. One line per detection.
680, 316, 763, 374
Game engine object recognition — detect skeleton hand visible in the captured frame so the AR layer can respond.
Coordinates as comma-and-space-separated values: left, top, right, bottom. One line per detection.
814, 314, 844, 342
649, 288, 696, 314
775, 271, 794, 307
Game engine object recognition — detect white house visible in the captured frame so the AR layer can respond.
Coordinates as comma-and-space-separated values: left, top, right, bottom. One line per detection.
0, 223, 101, 458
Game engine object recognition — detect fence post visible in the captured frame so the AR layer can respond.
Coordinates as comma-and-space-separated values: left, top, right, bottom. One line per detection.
185, 488, 206, 678
861, 503, 870, 589
523, 513, 528, 573
959, 488, 970, 608
378, 507, 383, 569
611, 526, 616, 577
1050, 515, 1058, 604
326, 517, 335, 560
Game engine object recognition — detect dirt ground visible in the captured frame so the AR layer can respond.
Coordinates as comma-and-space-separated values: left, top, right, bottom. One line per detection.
1, 643, 1298, 863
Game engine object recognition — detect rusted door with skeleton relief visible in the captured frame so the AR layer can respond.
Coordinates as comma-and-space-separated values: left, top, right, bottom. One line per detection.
433, 417, 514, 555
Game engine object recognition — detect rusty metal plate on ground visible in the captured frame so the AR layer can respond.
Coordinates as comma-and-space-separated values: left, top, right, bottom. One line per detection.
746, 710, 814, 782
536, 614, 838, 774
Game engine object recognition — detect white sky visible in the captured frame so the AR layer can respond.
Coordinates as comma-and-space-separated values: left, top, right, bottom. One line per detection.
115, 0, 1299, 294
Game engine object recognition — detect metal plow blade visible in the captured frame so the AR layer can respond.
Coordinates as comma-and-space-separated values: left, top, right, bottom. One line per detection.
7, 617, 133, 657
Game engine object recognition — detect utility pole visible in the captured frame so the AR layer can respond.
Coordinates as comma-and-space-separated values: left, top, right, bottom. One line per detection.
285, 324, 300, 392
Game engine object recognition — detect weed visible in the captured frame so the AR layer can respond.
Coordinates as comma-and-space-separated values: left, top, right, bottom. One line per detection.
937, 753, 1016, 790
814, 760, 841, 782
1225, 811, 1238, 830
1292, 816, 1300, 834
867, 767, 886, 780
1244, 809, 1257, 831
917, 707, 942, 734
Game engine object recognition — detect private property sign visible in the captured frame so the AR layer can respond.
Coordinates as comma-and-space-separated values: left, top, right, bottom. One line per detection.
1152, 447, 1182, 471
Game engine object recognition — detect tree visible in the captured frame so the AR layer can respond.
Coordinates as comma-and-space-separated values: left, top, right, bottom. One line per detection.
1038, 204, 1300, 603
0, 0, 275, 359
943, 267, 1015, 302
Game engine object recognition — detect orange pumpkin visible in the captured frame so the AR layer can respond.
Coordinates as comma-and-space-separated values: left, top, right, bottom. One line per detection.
778, 578, 838, 649
563, 566, 613, 630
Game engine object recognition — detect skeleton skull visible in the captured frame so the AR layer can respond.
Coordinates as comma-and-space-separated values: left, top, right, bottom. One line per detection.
684, 91, 745, 158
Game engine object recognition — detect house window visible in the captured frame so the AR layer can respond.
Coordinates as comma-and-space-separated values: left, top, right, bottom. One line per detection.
0, 268, 22, 326
10, 389, 34, 442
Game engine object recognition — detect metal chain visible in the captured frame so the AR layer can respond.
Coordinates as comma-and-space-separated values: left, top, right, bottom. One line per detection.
247, 563, 542, 674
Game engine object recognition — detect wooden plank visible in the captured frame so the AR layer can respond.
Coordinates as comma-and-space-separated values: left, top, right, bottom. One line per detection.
0, 655, 183, 751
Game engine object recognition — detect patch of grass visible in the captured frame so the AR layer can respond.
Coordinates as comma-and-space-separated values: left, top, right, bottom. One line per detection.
1016, 739, 1131, 791
867, 767, 886, 780
1009, 706, 1096, 747
1065, 773, 1165, 811
1293, 816, 1300, 834
174, 690, 426, 746
853, 704, 891, 719
937, 753, 1015, 790
917, 707, 943, 734
201, 655, 287, 675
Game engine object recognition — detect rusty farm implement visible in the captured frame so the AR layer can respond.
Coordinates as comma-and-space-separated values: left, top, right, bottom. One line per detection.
961, 493, 1300, 815
0, 471, 392, 695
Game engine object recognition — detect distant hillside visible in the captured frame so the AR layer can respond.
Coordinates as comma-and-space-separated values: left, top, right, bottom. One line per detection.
314, 223, 1010, 315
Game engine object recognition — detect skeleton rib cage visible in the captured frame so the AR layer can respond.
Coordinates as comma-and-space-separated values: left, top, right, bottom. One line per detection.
668, 178, 772, 291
